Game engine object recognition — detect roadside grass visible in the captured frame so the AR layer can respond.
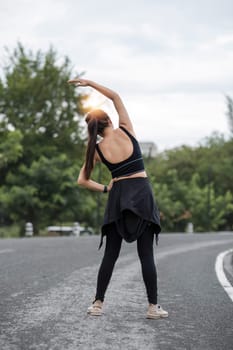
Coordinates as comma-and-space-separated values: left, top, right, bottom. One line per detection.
0, 224, 48, 238
0, 222, 89, 238
0, 224, 21, 238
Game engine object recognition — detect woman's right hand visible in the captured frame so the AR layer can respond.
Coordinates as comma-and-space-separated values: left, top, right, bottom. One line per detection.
67, 78, 90, 87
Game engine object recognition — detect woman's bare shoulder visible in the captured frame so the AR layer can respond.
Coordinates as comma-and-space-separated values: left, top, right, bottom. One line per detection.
115, 126, 136, 138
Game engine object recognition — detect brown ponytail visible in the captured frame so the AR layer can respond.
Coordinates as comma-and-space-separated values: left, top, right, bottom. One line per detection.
84, 109, 110, 179
84, 119, 98, 179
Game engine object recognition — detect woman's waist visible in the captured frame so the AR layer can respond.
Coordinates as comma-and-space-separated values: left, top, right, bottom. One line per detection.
113, 170, 147, 182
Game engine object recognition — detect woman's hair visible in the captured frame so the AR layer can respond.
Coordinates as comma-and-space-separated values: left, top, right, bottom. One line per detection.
84, 109, 110, 179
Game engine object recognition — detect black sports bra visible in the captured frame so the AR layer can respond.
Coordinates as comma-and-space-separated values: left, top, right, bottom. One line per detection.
96, 126, 145, 178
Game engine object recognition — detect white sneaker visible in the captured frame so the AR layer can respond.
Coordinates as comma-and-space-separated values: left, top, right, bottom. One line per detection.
87, 300, 103, 316
146, 304, 168, 319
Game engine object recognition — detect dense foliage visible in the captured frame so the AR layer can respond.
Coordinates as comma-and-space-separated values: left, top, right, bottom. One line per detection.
146, 133, 233, 232
0, 43, 90, 234
0, 44, 232, 236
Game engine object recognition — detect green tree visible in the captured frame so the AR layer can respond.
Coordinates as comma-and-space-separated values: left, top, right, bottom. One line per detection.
0, 43, 91, 233
226, 95, 233, 136
0, 43, 87, 161
1, 155, 81, 233
0, 130, 23, 171
185, 173, 233, 232
148, 131, 233, 232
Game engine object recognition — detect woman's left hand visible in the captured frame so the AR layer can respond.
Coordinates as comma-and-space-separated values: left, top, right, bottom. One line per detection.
107, 178, 115, 192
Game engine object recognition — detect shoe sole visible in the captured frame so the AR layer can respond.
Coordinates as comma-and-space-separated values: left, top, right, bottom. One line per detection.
87, 310, 103, 316
88, 313, 103, 316
146, 314, 168, 319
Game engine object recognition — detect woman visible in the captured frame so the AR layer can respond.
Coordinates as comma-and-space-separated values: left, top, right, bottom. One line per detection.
68, 78, 168, 319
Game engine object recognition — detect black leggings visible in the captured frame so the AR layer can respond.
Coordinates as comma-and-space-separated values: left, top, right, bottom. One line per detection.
95, 224, 157, 304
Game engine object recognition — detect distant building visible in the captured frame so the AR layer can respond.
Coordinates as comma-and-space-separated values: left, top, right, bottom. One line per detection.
139, 142, 158, 158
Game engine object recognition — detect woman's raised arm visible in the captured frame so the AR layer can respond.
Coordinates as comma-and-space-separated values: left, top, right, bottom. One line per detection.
68, 78, 134, 134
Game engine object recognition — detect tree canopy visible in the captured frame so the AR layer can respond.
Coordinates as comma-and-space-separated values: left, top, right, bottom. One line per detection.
0, 43, 90, 233
147, 132, 233, 232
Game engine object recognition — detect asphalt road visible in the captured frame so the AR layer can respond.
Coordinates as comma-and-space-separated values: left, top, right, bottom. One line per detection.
0, 232, 233, 350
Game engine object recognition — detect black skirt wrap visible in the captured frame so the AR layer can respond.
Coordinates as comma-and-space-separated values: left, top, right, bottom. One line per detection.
99, 177, 161, 249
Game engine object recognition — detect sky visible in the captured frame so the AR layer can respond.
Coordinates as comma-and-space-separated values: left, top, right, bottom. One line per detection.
0, 0, 233, 151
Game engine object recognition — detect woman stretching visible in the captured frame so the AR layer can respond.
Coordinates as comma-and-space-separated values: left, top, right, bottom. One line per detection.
68, 78, 168, 319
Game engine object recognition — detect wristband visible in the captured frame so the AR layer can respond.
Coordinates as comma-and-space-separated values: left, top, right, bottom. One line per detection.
103, 185, 108, 193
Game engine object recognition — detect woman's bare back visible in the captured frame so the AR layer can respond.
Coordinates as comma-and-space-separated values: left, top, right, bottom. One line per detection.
97, 128, 134, 164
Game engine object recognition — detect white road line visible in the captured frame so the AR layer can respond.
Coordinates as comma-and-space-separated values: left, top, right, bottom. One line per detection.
215, 248, 233, 303
0, 249, 15, 254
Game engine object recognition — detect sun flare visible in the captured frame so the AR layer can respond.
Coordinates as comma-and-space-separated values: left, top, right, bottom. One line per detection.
83, 91, 119, 128
84, 92, 107, 111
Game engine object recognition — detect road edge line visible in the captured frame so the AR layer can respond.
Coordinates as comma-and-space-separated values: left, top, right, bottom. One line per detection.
215, 248, 233, 303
